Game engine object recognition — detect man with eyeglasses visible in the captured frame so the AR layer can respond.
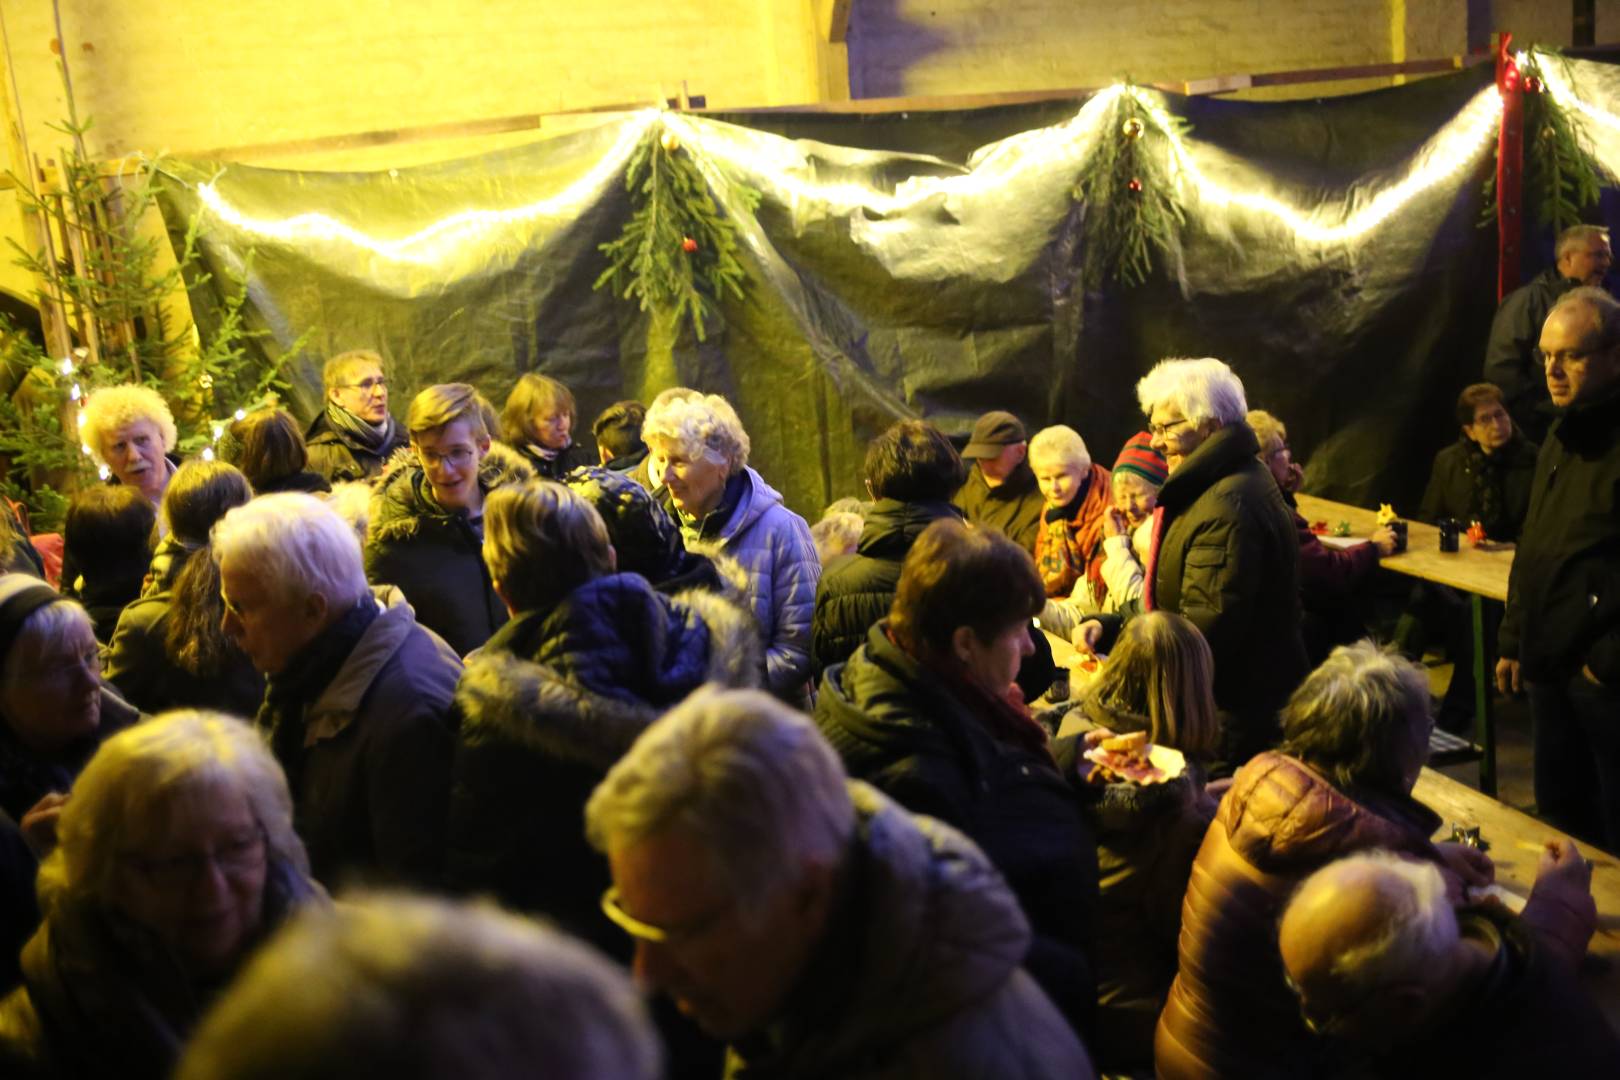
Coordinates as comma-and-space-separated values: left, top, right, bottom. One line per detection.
585, 686, 1094, 1079
1485, 224, 1613, 443
1279, 848, 1616, 1078
1497, 287, 1620, 851
305, 349, 408, 484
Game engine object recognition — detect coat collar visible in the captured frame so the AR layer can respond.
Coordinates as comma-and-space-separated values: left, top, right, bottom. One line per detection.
1156, 422, 1262, 516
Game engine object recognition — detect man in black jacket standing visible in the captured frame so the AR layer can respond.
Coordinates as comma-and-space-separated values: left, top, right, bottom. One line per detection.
1135, 357, 1307, 772
1484, 225, 1611, 442
1498, 287, 1620, 850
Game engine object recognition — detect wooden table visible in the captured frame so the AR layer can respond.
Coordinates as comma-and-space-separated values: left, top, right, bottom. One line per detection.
1297, 493, 1514, 795
1415, 767, 1620, 1032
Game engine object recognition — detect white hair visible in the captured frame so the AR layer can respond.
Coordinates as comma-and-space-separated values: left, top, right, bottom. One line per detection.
322, 482, 372, 543
175, 893, 660, 1080
641, 393, 751, 474
0, 576, 95, 692
585, 686, 855, 916
39, 710, 309, 915
81, 384, 178, 464
1136, 357, 1249, 428
211, 493, 369, 610
1028, 424, 1092, 473
1286, 850, 1456, 999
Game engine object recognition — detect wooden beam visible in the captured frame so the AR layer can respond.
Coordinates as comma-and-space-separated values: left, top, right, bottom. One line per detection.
819, 0, 853, 44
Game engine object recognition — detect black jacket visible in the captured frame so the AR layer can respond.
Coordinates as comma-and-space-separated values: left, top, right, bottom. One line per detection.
1418, 434, 1539, 542
250, 470, 332, 496
1500, 378, 1620, 684
815, 622, 1098, 1035
447, 574, 758, 951
1483, 267, 1579, 442
365, 443, 534, 656
1149, 422, 1306, 768
102, 590, 264, 718
952, 461, 1043, 554
811, 499, 962, 678
257, 590, 461, 890
513, 440, 595, 481
303, 410, 407, 485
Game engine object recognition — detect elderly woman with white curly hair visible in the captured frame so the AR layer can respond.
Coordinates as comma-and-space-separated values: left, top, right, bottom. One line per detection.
80, 385, 180, 507
0, 710, 323, 1080
641, 393, 819, 704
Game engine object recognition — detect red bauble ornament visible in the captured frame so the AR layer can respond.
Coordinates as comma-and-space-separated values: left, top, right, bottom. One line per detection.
681, 236, 698, 253
1524, 75, 1543, 94
1127, 177, 1143, 193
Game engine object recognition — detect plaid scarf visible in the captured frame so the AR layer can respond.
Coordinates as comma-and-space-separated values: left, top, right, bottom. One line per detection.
1035, 464, 1113, 600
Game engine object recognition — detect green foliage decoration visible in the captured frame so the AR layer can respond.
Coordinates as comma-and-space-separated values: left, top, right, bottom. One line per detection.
594, 125, 760, 342
1072, 87, 1190, 290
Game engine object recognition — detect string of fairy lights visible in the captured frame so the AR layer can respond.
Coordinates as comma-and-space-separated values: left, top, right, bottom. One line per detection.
52, 47, 1620, 475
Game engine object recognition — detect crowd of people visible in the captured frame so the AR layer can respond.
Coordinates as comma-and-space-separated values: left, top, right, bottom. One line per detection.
0, 232, 1613, 1077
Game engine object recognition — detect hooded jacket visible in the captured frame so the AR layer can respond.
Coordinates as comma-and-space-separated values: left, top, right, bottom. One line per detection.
1154, 751, 1448, 1080
811, 498, 962, 678
1149, 423, 1307, 768
258, 588, 461, 889
725, 782, 1093, 1080
447, 574, 759, 949
303, 408, 408, 485
815, 622, 1098, 1034
364, 442, 534, 656
672, 466, 818, 704
1498, 377, 1620, 685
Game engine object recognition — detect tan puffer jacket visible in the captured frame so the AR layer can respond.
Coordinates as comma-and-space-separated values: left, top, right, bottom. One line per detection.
1153, 751, 1446, 1080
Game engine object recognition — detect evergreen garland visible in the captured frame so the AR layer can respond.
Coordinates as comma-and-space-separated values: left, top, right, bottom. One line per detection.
595, 127, 759, 342
1072, 88, 1189, 290
1482, 52, 1608, 235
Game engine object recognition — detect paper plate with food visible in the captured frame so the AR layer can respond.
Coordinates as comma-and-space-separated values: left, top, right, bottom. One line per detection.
1079, 730, 1187, 786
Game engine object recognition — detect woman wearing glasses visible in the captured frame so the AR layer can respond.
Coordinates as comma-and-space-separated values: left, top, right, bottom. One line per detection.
0, 710, 322, 1079
305, 350, 408, 485
366, 384, 535, 655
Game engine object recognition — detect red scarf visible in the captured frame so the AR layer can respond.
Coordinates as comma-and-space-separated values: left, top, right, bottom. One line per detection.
1143, 505, 1167, 612
1036, 463, 1113, 599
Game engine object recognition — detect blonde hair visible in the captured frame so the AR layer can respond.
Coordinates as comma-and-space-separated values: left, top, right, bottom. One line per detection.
176, 893, 660, 1080
406, 383, 493, 442
38, 710, 308, 915
1028, 424, 1092, 474
810, 511, 862, 565
322, 349, 385, 397
1245, 409, 1287, 457
482, 480, 613, 612
641, 393, 750, 474
499, 373, 576, 446
323, 482, 372, 542
1082, 610, 1217, 757
81, 384, 178, 464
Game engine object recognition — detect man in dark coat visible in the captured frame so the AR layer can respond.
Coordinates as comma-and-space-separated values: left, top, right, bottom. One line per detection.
1137, 358, 1307, 771
366, 385, 534, 656
304, 349, 408, 484
1484, 224, 1611, 442
591, 399, 649, 475
813, 419, 966, 677
951, 410, 1044, 554
1498, 287, 1620, 850
217, 493, 460, 890
447, 479, 759, 949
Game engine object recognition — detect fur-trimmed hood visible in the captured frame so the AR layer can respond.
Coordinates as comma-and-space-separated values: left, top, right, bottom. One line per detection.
454, 573, 761, 772
367, 441, 534, 546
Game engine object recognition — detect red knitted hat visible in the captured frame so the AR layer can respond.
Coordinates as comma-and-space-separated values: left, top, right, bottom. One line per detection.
1112, 431, 1168, 486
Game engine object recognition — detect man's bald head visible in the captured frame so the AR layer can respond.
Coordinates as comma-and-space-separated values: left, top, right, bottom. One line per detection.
1280, 852, 1457, 1040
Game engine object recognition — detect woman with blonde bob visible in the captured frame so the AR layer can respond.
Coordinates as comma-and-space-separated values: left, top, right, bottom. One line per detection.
499, 372, 594, 480
0, 710, 322, 1079
1063, 611, 1218, 1071
641, 392, 818, 703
